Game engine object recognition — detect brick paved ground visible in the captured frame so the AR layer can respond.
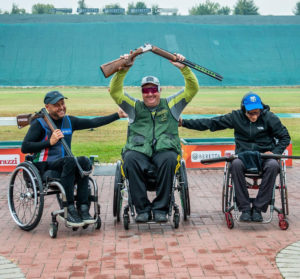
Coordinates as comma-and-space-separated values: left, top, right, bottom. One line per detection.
0, 162, 300, 279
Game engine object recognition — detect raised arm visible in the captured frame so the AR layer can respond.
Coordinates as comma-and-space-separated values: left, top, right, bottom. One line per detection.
167, 65, 199, 121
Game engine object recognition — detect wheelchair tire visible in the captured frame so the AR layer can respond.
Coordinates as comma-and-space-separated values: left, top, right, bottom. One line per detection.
8, 162, 44, 231
49, 223, 58, 238
173, 213, 180, 229
113, 160, 123, 221
179, 160, 190, 220
123, 214, 129, 230
95, 216, 101, 230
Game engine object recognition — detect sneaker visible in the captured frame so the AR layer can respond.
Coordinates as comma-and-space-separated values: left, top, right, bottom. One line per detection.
252, 208, 263, 222
67, 204, 84, 227
239, 210, 252, 222
135, 212, 151, 223
78, 204, 95, 225
153, 212, 168, 223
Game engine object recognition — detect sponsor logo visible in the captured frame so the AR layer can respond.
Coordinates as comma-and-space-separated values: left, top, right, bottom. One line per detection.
191, 151, 221, 162
225, 150, 235, 157
0, 155, 20, 166
257, 126, 264, 130
250, 96, 257, 103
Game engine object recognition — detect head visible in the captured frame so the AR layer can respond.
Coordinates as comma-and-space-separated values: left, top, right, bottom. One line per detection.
241, 92, 263, 123
141, 76, 161, 108
44, 91, 68, 120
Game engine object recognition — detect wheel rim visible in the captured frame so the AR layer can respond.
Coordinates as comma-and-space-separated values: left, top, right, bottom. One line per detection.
8, 166, 39, 228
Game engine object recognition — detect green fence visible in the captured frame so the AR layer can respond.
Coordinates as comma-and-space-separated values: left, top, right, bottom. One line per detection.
1, 15, 300, 86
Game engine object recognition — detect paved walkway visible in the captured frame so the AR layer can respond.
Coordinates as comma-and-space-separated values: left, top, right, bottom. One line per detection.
0, 162, 300, 279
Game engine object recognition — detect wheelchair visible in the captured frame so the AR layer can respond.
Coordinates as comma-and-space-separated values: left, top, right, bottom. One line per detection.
113, 158, 190, 230
8, 158, 101, 238
222, 158, 289, 230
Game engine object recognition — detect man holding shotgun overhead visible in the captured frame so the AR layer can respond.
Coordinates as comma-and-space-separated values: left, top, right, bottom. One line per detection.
22, 90, 127, 227
180, 92, 290, 223
109, 51, 199, 223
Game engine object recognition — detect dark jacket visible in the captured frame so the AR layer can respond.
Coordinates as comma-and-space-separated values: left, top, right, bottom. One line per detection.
182, 104, 290, 154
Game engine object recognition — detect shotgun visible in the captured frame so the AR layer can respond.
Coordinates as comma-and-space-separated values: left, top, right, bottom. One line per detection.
100, 43, 223, 81
100, 43, 152, 78
201, 154, 300, 165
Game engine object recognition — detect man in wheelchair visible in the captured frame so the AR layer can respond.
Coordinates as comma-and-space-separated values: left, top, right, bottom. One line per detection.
181, 92, 291, 222
109, 51, 199, 223
21, 90, 126, 226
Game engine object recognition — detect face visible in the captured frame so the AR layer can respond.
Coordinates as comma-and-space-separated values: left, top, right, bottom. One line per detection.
141, 83, 161, 108
245, 109, 260, 122
45, 99, 66, 120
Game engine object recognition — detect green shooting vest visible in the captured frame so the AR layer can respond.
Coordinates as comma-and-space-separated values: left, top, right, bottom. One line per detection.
123, 99, 181, 157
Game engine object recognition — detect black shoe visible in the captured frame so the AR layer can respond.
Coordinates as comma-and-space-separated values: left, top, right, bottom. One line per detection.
239, 210, 252, 222
252, 208, 263, 222
135, 212, 151, 223
78, 204, 95, 225
153, 212, 167, 222
67, 204, 84, 227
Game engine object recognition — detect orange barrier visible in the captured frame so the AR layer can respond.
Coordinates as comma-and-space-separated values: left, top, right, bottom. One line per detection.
181, 138, 293, 169
0, 141, 26, 172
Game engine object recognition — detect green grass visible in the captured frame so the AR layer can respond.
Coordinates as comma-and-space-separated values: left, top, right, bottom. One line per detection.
0, 86, 299, 162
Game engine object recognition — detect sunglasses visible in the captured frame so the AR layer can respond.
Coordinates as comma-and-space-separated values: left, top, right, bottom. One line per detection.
246, 110, 261, 116
142, 87, 158, 94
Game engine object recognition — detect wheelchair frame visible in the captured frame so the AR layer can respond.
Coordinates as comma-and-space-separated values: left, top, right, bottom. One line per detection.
113, 158, 190, 230
8, 160, 101, 238
222, 159, 289, 230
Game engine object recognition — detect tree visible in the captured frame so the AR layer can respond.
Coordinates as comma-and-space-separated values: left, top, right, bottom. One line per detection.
78, 0, 87, 9
104, 4, 122, 9
151, 5, 160, 15
127, 2, 148, 15
32, 4, 55, 14
233, 0, 259, 15
217, 6, 231, 15
294, 2, 300, 15
189, 0, 220, 15
11, 3, 26, 14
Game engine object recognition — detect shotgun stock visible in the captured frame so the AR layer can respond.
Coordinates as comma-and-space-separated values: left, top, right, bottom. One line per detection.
100, 43, 152, 78
200, 154, 300, 165
16, 113, 40, 129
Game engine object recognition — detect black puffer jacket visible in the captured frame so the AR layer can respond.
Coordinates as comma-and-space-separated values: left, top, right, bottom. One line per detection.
182, 104, 290, 154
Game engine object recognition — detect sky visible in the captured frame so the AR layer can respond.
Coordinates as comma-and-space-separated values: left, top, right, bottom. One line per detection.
0, 0, 299, 15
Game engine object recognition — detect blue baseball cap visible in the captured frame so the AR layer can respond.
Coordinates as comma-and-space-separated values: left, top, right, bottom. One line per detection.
243, 93, 263, 111
44, 91, 67, 104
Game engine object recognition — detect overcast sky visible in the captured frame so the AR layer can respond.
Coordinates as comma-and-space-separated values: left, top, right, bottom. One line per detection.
1, 0, 299, 15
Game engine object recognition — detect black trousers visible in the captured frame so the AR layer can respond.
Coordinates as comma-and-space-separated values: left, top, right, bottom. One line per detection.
123, 150, 179, 215
231, 158, 280, 212
35, 156, 92, 205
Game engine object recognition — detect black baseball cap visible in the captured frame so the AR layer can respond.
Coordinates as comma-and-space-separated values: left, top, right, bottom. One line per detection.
44, 91, 67, 104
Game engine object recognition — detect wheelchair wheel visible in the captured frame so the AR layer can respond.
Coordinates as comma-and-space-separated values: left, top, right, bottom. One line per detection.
222, 163, 231, 213
225, 212, 234, 229
49, 222, 58, 238
95, 216, 101, 230
8, 162, 44, 231
179, 160, 190, 220
113, 160, 123, 222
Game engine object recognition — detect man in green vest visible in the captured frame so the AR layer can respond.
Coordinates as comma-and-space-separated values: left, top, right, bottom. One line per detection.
109, 53, 199, 223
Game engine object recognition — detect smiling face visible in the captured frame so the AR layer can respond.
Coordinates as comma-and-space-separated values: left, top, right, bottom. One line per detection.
45, 98, 66, 120
141, 83, 161, 108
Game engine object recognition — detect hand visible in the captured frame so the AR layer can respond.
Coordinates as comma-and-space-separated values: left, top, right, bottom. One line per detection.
118, 108, 128, 118
170, 53, 186, 69
50, 129, 64, 146
119, 50, 135, 71
264, 151, 274, 154
178, 117, 183, 127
